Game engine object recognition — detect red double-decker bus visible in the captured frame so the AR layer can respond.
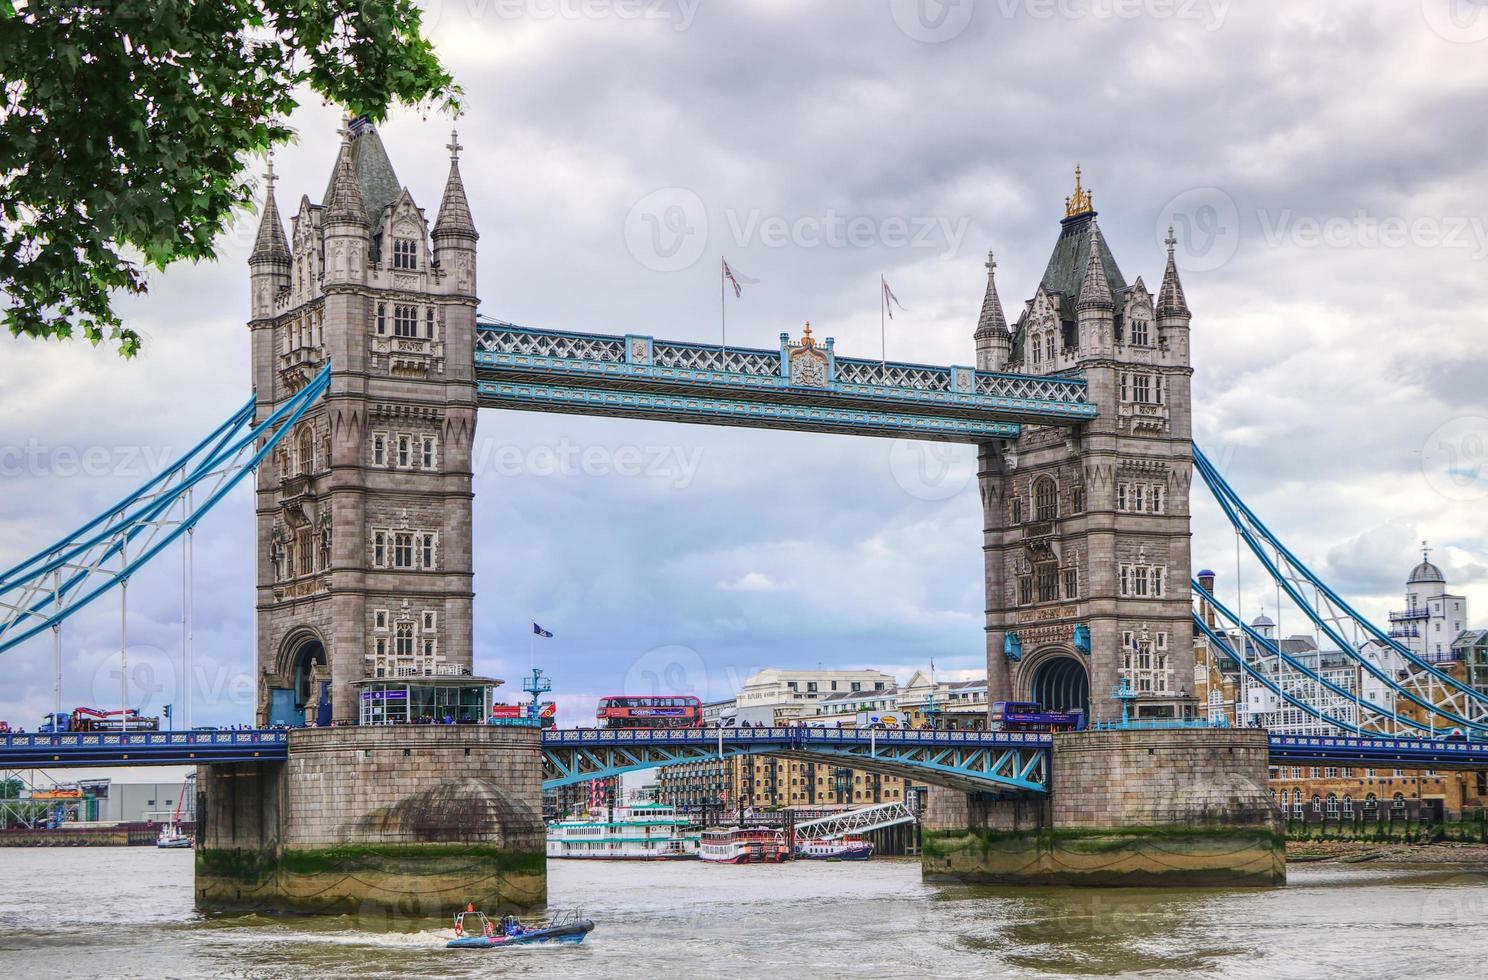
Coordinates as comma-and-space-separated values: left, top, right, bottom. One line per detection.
596, 695, 703, 729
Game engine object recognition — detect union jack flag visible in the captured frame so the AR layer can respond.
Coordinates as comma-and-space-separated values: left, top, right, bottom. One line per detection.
882, 278, 907, 319
722, 257, 757, 298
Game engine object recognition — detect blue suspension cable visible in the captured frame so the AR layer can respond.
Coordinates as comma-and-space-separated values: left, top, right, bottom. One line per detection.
1193, 443, 1487, 705
1192, 445, 1488, 727
0, 367, 330, 655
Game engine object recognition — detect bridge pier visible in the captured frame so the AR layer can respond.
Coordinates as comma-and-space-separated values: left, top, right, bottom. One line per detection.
195, 726, 546, 923
922, 729, 1284, 886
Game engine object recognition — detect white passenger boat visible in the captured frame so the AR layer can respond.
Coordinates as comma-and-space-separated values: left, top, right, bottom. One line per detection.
546, 803, 700, 860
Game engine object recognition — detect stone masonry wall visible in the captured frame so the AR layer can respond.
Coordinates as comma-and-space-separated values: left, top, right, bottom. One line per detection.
1051, 728, 1280, 830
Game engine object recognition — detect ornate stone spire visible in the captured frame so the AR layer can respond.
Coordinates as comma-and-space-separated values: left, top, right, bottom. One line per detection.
1156, 225, 1190, 317
433, 128, 477, 241
249, 153, 290, 265
324, 120, 368, 228
974, 251, 1009, 338
1076, 223, 1113, 311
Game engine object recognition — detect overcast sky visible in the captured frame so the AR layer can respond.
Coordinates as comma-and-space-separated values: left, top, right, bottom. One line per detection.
2, 1, 1486, 730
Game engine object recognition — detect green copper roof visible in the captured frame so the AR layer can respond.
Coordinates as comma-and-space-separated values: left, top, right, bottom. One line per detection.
322, 117, 404, 255
1038, 212, 1126, 310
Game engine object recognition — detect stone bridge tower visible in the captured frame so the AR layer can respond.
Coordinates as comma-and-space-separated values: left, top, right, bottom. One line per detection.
247, 119, 479, 725
975, 170, 1196, 724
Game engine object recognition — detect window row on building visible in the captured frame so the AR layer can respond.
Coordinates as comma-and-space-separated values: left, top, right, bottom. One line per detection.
374, 301, 440, 340
371, 431, 439, 470
370, 528, 440, 571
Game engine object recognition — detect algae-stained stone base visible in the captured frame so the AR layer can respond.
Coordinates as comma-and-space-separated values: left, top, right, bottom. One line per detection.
921, 729, 1286, 887
195, 726, 547, 924
922, 826, 1285, 886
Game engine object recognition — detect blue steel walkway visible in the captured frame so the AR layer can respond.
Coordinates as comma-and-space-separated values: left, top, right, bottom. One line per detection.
4, 728, 1487, 783
0, 729, 288, 767
540, 727, 1052, 794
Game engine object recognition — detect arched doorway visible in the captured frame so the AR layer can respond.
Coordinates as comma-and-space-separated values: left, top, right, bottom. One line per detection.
1029, 654, 1089, 716
268, 633, 326, 726
292, 638, 325, 715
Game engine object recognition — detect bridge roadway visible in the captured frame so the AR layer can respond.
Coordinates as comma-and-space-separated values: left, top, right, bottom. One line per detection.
4, 728, 1488, 789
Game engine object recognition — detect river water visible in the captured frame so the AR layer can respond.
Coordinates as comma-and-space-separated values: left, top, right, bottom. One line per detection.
1, 849, 1485, 978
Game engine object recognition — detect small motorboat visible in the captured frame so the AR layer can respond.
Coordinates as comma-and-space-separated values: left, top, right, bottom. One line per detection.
445, 906, 594, 949
156, 823, 193, 849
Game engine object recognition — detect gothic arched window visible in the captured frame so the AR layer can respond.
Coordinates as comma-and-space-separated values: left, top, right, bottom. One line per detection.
297, 427, 315, 475
1034, 478, 1058, 522
393, 238, 418, 270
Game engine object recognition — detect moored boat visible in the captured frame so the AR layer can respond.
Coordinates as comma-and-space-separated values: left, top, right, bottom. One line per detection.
155, 823, 192, 849
795, 836, 873, 861
699, 826, 790, 864
546, 802, 700, 860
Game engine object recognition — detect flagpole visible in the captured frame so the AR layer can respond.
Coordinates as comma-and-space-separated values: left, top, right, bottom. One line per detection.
879, 274, 887, 371
528, 617, 534, 674
720, 257, 727, 361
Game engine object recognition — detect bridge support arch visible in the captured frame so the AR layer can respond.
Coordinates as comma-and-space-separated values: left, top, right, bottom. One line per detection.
1023, 649, 1090, 717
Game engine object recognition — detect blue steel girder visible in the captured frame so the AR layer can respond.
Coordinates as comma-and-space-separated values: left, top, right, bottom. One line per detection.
0, 730, 290, 768
474, 321, 1095, 442
539, 727, 1051, 795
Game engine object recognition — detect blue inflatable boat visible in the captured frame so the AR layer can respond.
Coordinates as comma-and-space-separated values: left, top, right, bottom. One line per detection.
446, 907, 594, 949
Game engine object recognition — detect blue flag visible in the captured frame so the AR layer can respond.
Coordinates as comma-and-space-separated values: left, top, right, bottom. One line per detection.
532, 622, 553, 638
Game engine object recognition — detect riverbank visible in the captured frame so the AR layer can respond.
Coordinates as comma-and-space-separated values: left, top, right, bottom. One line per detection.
1287, 839, 1488, 866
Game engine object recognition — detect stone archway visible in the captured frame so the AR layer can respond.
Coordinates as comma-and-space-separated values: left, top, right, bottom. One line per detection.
269, 629, 327, 726
1027, 653, 1090, 716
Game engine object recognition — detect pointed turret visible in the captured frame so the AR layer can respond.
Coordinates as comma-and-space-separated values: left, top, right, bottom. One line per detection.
1076, 223, 1114, 312
249, 156, 291, 319
433, 130, 478, 296
250, 156, 291, 266
1156, 226, 1190, 318
324, 127, 368, 229
321, 120, 370, 288
974, 251, 1012, 372
433, 130, 477, 242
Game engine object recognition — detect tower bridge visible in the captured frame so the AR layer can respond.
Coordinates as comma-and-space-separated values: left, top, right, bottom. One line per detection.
3, 117, 1485, 914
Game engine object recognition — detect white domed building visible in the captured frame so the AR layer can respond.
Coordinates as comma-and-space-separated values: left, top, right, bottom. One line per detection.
1387, 547, 1469, 664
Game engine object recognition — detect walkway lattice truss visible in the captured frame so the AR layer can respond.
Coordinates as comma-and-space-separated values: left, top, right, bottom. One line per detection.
539, 728, 1052, 794
794, 800, 919, 841
0, 367, 331, 656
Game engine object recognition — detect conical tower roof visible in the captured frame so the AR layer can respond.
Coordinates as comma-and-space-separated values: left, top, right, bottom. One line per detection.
324, 126, 368, 228
1157, 226, 1190, 317
1076, 223, 1114, 311
249, 157, 290, 265
974, 251, 1008, 338
433, 130, 477, 241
